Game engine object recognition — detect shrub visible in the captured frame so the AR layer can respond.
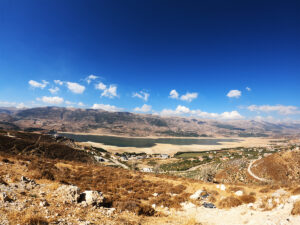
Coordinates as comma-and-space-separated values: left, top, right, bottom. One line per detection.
291, 201, 300, 215
24, 216, 48, 225
218, 196, 242, 208
292, 187, 300, 195
239, 195, 256, 204
259, 188, 270, 193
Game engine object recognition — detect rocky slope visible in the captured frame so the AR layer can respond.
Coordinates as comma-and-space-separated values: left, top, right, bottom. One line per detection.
1, 130, 300, 224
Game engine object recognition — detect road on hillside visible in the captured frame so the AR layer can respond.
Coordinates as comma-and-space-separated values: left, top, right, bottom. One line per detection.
247, 159, 270, 182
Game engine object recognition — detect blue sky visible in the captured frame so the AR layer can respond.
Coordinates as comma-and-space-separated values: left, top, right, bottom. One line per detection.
0, 0, 300, 121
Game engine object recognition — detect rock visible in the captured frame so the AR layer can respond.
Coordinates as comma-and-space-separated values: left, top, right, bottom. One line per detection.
201, 191, 210, 199
40, 199, 49, 207
56, 185, 80, 204
272, 189, 287, 198
290, 195, 300, 202
0, 193, 12, 203
20, 176, 37, 189
203, 202, 216, 208
216, 184, 226, 191
78, 190, 104, 206
235, 190, 243, 196
181, 202, 196, 210
247, 203, 254, 208
21, 176, 31, 183
190, 190, 203, 200
153, 193, 158, 197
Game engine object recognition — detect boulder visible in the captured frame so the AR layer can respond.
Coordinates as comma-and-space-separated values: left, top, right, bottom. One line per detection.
235, 190, 243, 196
203, 202, 216, 208
78, 190, 104, 206
56, 185, 80, 204
0, 192, 12, 203
190, 190, 203, 200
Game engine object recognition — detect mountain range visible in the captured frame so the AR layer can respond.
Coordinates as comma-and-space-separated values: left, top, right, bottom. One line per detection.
0, 106, 300, 137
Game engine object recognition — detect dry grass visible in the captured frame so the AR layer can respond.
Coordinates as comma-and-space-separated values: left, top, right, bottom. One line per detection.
218, 196, 242, 209
291, 201, 300, 215
239, 195, 256, 204
24, 216, 49, 225
259, 188, 270, 193
292, 187, 300, 195
14, 154, 190, 215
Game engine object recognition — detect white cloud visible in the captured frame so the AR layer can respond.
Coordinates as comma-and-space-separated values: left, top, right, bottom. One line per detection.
66, 82, 85, 94
227, 90, 241, 98
161, 105, 243, 120
95, 82, 118, 99
180, 92, 198, 102
133, 91, 149, 101
54, 80, 63, 85
95, 82, 107, 90
101, 85, 118, 98
86, 75, 98, 84
246, 87, 251, 91
248, 104, 300, 115
78, 102, 85, 107
161, 105, 190, 116
92, 103, 122, 112
48, 87, 59, 94
0, 101, 26, 109
134, 104, 152, 113
169, 89, 179, 99
29, 80, 49, 89
219, 111, 244, 120
169, 90, 198, 102
38, 96, 64, 105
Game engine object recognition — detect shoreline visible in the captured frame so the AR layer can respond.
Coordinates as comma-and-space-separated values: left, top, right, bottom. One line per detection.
77, 137, 277, 155
58, 131, 276, 140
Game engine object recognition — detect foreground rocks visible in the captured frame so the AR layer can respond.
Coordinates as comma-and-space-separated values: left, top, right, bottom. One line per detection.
0, 176, 115, 225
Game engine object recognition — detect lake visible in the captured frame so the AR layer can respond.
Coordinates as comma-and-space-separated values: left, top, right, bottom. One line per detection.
59, 133, 239, 148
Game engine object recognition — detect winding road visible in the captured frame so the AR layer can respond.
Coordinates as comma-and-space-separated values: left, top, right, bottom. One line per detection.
247, 159, 270, 182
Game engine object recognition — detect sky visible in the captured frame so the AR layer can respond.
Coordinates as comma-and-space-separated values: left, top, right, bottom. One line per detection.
0, 0, 300, 121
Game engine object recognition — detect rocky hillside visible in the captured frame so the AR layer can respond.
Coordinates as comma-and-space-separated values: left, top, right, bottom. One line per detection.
1, 131, 300, 224
251, 150, 300, 184
1, 107, 300, 137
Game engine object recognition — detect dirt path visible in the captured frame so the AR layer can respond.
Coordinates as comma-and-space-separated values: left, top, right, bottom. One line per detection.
247, 159, 270, 182
110, 156, 129, 169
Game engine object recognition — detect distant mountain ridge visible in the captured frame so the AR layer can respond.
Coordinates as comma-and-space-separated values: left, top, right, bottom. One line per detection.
0, 106, 299, 137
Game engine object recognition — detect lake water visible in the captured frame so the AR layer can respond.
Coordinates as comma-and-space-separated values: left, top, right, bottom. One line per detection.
59, 133, 239, 148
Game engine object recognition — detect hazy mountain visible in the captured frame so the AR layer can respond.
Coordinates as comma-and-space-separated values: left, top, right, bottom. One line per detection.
0, 106, 299, 137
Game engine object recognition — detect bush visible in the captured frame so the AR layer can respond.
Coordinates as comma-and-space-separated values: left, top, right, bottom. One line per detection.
25, 216, 48, 225
291, 201, 300, 215
218, 196, 242, 208
239, 195, 256, 204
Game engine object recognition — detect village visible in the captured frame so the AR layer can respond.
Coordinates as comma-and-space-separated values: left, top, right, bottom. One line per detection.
82, 139, 300, 178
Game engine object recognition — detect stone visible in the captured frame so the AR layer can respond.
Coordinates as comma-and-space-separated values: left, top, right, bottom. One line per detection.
190, 190, 203, 200
0, 193, 12, 203
235, 190, 243, 196
40, 199, 49, 207
78, 190, 104, 206
56, 185, 80, 204
203, 202, 216, 208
